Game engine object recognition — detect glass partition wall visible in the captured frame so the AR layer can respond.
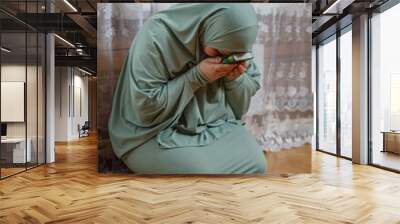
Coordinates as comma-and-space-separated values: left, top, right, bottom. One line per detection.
316, 0, 400, 172
0, 1, 46, 179
370, 3, 400, 172
339, 27, 352, 159
317, 35, 337, 155
316, 26, 352, 159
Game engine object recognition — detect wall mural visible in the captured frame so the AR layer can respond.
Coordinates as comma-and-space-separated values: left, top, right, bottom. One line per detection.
97, 3, 312, 172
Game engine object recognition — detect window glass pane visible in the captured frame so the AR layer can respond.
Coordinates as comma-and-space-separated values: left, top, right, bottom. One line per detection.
371, 3, 400, 171
27, 30, 38, 169
318, 36, 337, 154
26, 1, 37, 168
1, 21, 28, 177
0, 1, 47, 178
340, 29, 352, 158
312, 45, 317, 150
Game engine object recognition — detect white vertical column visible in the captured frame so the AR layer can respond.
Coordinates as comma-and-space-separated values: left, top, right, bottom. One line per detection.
46, 33, 55, 163
45, 0, 56, 163
352, 14, 369, 164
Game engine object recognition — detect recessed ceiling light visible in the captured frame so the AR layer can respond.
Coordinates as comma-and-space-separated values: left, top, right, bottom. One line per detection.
54, 34, 75, 48
63, 0, 78, 12
322, 0, 355, 15
78, 67, 93, 76
1, 47, 11, 53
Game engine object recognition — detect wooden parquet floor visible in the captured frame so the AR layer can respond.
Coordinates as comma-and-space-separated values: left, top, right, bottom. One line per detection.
1, 135, 400, 224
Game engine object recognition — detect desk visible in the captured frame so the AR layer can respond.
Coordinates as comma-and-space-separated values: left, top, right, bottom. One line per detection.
381, 131, 400, 154
1, 138, 31, 163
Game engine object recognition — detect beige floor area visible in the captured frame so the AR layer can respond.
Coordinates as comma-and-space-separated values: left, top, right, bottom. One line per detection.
0, 135, 400, 223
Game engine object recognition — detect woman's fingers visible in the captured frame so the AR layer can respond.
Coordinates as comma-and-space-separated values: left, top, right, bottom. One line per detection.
206, 57, 222, 64
226, 66, 245, 80
197, 57, 248, 82
237, 64, 246, 73
215, 64, 236, 73
239, 60, 249, 68
227, 73, 241, 81
230, 64, 245, 75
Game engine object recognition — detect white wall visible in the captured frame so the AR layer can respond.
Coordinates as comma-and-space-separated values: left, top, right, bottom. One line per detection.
1, 66, 26, 135
1, 63, 47, 164
1, 82, 25, 122
55, 67, 69, 141
1, 65, 26, 81
1, 65, 26, 139
1, 65, 39, 138
54, 67, 89, 141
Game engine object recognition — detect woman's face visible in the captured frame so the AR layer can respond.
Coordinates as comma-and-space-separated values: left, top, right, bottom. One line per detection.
203, 46, 233, 57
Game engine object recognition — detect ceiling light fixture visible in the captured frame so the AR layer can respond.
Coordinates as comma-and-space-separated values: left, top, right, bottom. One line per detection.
63, 0, 78, 12
322, 0, 354, 15
78, 67, 93, 76
54, 34, 75, 48
1, 47, 11, 53
76, 48, 85, 56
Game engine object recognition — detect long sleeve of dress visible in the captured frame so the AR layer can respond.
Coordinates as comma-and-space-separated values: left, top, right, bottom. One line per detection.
223, 60, 261, 119
130, 63, 208, 127
108, 36, 209, 158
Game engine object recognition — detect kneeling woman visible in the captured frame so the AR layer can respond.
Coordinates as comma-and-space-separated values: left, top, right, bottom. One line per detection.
108, 3, 266, 174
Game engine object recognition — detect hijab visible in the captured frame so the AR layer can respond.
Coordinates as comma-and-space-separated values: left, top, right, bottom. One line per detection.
108, 3, 259, 158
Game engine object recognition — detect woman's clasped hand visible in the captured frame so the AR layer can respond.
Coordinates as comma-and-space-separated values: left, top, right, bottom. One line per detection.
198, 57, 249, 82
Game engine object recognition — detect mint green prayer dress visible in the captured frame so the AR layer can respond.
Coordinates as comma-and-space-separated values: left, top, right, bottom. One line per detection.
108, 3, 266, 174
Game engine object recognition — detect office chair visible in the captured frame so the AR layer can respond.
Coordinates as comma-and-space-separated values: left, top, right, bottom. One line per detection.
79, 121, 90, 138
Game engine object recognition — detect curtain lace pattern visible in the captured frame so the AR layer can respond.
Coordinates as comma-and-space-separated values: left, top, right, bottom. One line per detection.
243, 4, 313, 151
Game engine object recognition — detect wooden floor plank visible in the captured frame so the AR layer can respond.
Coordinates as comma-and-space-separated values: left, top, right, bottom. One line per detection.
1, 135, 400, 223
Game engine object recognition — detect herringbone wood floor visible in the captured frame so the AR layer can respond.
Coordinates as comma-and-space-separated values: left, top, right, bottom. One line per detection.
1, 135, 400, 224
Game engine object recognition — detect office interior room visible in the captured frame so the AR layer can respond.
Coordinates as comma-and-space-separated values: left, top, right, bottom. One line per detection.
1, 0, 400, 223
316, 1, 400, 172
1, 4, 46, 178
0, 0, 97, 179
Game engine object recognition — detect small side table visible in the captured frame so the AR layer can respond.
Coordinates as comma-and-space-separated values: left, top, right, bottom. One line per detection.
381, 131, 400, 154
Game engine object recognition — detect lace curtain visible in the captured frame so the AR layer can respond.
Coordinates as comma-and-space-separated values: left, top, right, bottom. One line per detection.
243, 4, 313, 151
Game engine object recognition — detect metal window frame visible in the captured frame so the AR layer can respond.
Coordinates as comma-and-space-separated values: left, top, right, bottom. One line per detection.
0, 0, 48, 180
315, 23, 353, 161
